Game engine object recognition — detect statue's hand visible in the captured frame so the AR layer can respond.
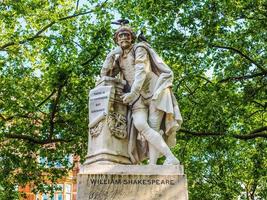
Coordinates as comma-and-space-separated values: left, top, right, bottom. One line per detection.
108, 46, 122, 56
121, 92, 138, 104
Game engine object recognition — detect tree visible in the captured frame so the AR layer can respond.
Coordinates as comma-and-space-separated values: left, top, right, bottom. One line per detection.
0, 0, 113, 198
0, 0, 266, 199
113, 0, 267, 199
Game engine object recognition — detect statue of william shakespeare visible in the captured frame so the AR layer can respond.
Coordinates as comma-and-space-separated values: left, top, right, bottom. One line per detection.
99, 20, 183, 165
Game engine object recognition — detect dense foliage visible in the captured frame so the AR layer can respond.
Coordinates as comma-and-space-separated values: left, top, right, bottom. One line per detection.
0, 0, 266, 199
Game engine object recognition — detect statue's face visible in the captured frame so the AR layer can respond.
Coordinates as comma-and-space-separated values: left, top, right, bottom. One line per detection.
117, 31, 132, 49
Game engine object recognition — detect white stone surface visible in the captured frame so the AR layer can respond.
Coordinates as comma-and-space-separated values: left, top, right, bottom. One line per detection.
100, 26, 183, 164
86, 77, 131, 165
79, 164, 184, 175
89, 85, 113, 128
77, 164, 188, 200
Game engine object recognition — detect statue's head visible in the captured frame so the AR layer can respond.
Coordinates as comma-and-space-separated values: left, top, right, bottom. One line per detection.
114, 25, 136, 49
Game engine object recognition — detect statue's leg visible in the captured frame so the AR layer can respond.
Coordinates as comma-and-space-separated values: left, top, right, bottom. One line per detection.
148, 103, 164, 164
148, 144, 159, 165
132, 109, 179, 165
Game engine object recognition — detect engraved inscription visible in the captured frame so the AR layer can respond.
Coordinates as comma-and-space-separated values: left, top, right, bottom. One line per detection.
89, 178, 175, 185
89, 86, 112, 126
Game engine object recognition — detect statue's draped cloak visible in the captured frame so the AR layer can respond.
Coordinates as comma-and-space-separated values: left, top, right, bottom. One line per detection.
128, 42, 183, 164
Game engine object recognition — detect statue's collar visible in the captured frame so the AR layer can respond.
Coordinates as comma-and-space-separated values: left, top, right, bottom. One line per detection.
122, 46, 133, 58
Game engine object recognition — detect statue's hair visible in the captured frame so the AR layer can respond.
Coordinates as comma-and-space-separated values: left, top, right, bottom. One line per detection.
113, 25, 136, 44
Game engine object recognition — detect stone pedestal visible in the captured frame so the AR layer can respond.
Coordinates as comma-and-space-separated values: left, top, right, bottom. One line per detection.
84, 77, 131, 165
79, 76, 189, 199
77, 164, 188, 200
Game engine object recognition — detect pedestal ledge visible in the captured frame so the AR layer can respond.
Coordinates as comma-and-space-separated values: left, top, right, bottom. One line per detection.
77, 164, 188, 200
79, 164, 184, 175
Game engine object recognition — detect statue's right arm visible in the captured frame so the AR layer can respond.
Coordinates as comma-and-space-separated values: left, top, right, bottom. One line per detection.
100, 55, 118, 77
100, 47, 121, 77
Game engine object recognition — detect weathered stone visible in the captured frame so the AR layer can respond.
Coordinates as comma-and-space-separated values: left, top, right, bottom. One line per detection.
77, 164, 188, 200
84, 77, 131, 165
78, 22, 189, 200
100, 23, 183, 165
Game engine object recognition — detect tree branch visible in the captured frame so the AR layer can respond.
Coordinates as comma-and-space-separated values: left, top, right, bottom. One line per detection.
36, 89, 57, 108
195, 75, 213, 84
252, 101, 266, 109
233, 132, 267, 140
218, 71, 267, 83
5, 134, 71, 145
0, 89, 57, 122
76, 0, 80, 10
0, 22, 56, 50
5, 114, 34, 121
212, 44, 266, 72
28, 22, 56, 40
249, 126, 267, 134
81, 50, 101, 66
174, 76, 187, 93
179, 129, 225, 136
58, 9, 96, 21
0, 113, 6, 121
179, 126, 267, 140
247, 110, 264, 118
48, 78, 68, 139
2, 81, 71, 144
0, 1, 108, 50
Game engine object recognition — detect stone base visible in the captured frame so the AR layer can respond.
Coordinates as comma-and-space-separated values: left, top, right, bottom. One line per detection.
77, 164, 188, 200
84, 152, 131, 165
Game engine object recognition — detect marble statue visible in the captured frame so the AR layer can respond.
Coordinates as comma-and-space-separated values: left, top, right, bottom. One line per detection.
100, 21, 183, 165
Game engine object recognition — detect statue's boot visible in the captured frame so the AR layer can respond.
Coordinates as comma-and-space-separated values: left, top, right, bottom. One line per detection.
141, 127, 180, 165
